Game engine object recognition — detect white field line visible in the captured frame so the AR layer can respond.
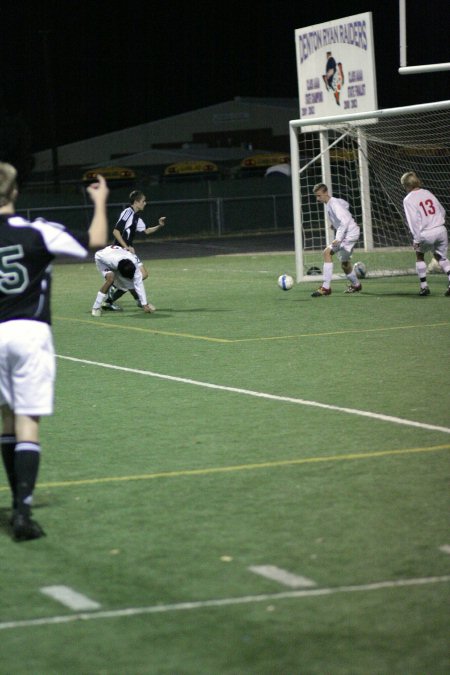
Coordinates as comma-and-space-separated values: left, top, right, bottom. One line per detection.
57, 355, 450, 435
40, 586, 101, 611
248, 565, 317, 588
1, 575, 449, 631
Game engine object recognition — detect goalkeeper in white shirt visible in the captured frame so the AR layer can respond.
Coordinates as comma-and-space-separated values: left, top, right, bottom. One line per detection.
401, 171, 450, 297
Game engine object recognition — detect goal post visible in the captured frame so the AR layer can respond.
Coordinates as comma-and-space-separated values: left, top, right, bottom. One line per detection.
289, 100, 450, 281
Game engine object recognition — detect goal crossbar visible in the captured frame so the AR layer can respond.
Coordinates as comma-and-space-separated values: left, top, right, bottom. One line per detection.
289, 100, 450, 131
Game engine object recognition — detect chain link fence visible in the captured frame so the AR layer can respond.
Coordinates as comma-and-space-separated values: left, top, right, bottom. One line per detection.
17, 193, 293, 238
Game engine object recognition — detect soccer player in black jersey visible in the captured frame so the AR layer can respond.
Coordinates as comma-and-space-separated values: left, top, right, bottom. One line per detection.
0, 163, 109, 541
112, 190, 166, 257
105, 190, 166, 309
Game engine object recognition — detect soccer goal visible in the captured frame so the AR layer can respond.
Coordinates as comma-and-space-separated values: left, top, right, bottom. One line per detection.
289, 100, 450, 281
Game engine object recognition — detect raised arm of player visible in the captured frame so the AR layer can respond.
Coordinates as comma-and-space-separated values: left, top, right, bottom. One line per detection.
86, 175, 109, 249
144, 216, 167, 236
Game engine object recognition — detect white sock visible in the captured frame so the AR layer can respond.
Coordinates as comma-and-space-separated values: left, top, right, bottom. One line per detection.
438, 258, 450, 279
416, 261, 427, 287
93, 292, 106, 309
322, 262, 333, 289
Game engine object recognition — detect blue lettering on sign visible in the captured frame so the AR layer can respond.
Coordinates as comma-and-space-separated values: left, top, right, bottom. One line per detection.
305, 92, 323, 104
347, 84, 366, 97
306, 78, 321, 90
298, 20, 368, 63
349, 70, 363, 82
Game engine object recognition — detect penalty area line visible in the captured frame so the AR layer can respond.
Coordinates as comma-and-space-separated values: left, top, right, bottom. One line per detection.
9, 443, 446, 491
56, 316, 232, 342
0, 575, 449, 631
56, 355, 450, 435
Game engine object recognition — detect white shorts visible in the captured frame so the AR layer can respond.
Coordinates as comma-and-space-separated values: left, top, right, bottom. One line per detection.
417, 226, 449, 258
330, 235, 359, 262
0, 320, 55, 416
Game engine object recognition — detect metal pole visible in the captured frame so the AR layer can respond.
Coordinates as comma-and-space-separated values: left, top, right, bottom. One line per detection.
289, 100, 450, 129
399, 63, 450, 74
399, 0, 407, 68
290, 122, 304, 281
272, 195, 278, 230
357, 130, 373, 251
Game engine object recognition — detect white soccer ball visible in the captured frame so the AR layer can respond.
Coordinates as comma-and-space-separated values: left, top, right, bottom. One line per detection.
427, 257, 442, 273
353, 261, 367, 279
278, 274, 294, 291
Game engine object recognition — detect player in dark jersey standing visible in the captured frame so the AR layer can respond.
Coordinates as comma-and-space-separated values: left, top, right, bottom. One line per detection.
112, 190, 166, 256
0, 163, 109, 541
105, 190, 166, 309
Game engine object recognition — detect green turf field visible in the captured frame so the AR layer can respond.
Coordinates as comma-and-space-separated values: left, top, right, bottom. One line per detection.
1, 250, 449, 674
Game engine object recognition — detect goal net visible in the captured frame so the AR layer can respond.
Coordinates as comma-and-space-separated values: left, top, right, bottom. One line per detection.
289, 100, 450, 280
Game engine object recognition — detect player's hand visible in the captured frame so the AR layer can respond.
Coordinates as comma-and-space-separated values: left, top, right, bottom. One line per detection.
87, 174, 109, 203
330, 239, 341, 252
158, 217, 166, 227
413, 241, 421, 251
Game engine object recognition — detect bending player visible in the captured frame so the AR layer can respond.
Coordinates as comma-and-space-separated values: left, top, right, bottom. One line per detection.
91, 245, 156, 315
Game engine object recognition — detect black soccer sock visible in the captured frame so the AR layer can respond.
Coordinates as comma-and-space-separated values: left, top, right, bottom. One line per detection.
1, 434, 17, 508
111, 289, 127, 302
14, 442, 41, 517
129, 289, 139, 301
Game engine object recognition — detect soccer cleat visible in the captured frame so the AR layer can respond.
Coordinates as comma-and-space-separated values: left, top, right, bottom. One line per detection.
102, 302, 122, 311
147, 303, 156, 312
445, 287, 450, 297
311, 286, 331, 297
419, 287, 430, 296
91, 308, 102, 317
12, 513, 46, 542
345, 283, 362, 293
107, 285, 117, 301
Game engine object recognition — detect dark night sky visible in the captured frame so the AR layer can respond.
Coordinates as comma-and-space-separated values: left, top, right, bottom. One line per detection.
2, 0, 449, 153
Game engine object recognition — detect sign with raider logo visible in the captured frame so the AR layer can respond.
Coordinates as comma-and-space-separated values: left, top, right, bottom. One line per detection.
295, 12, 378, 130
